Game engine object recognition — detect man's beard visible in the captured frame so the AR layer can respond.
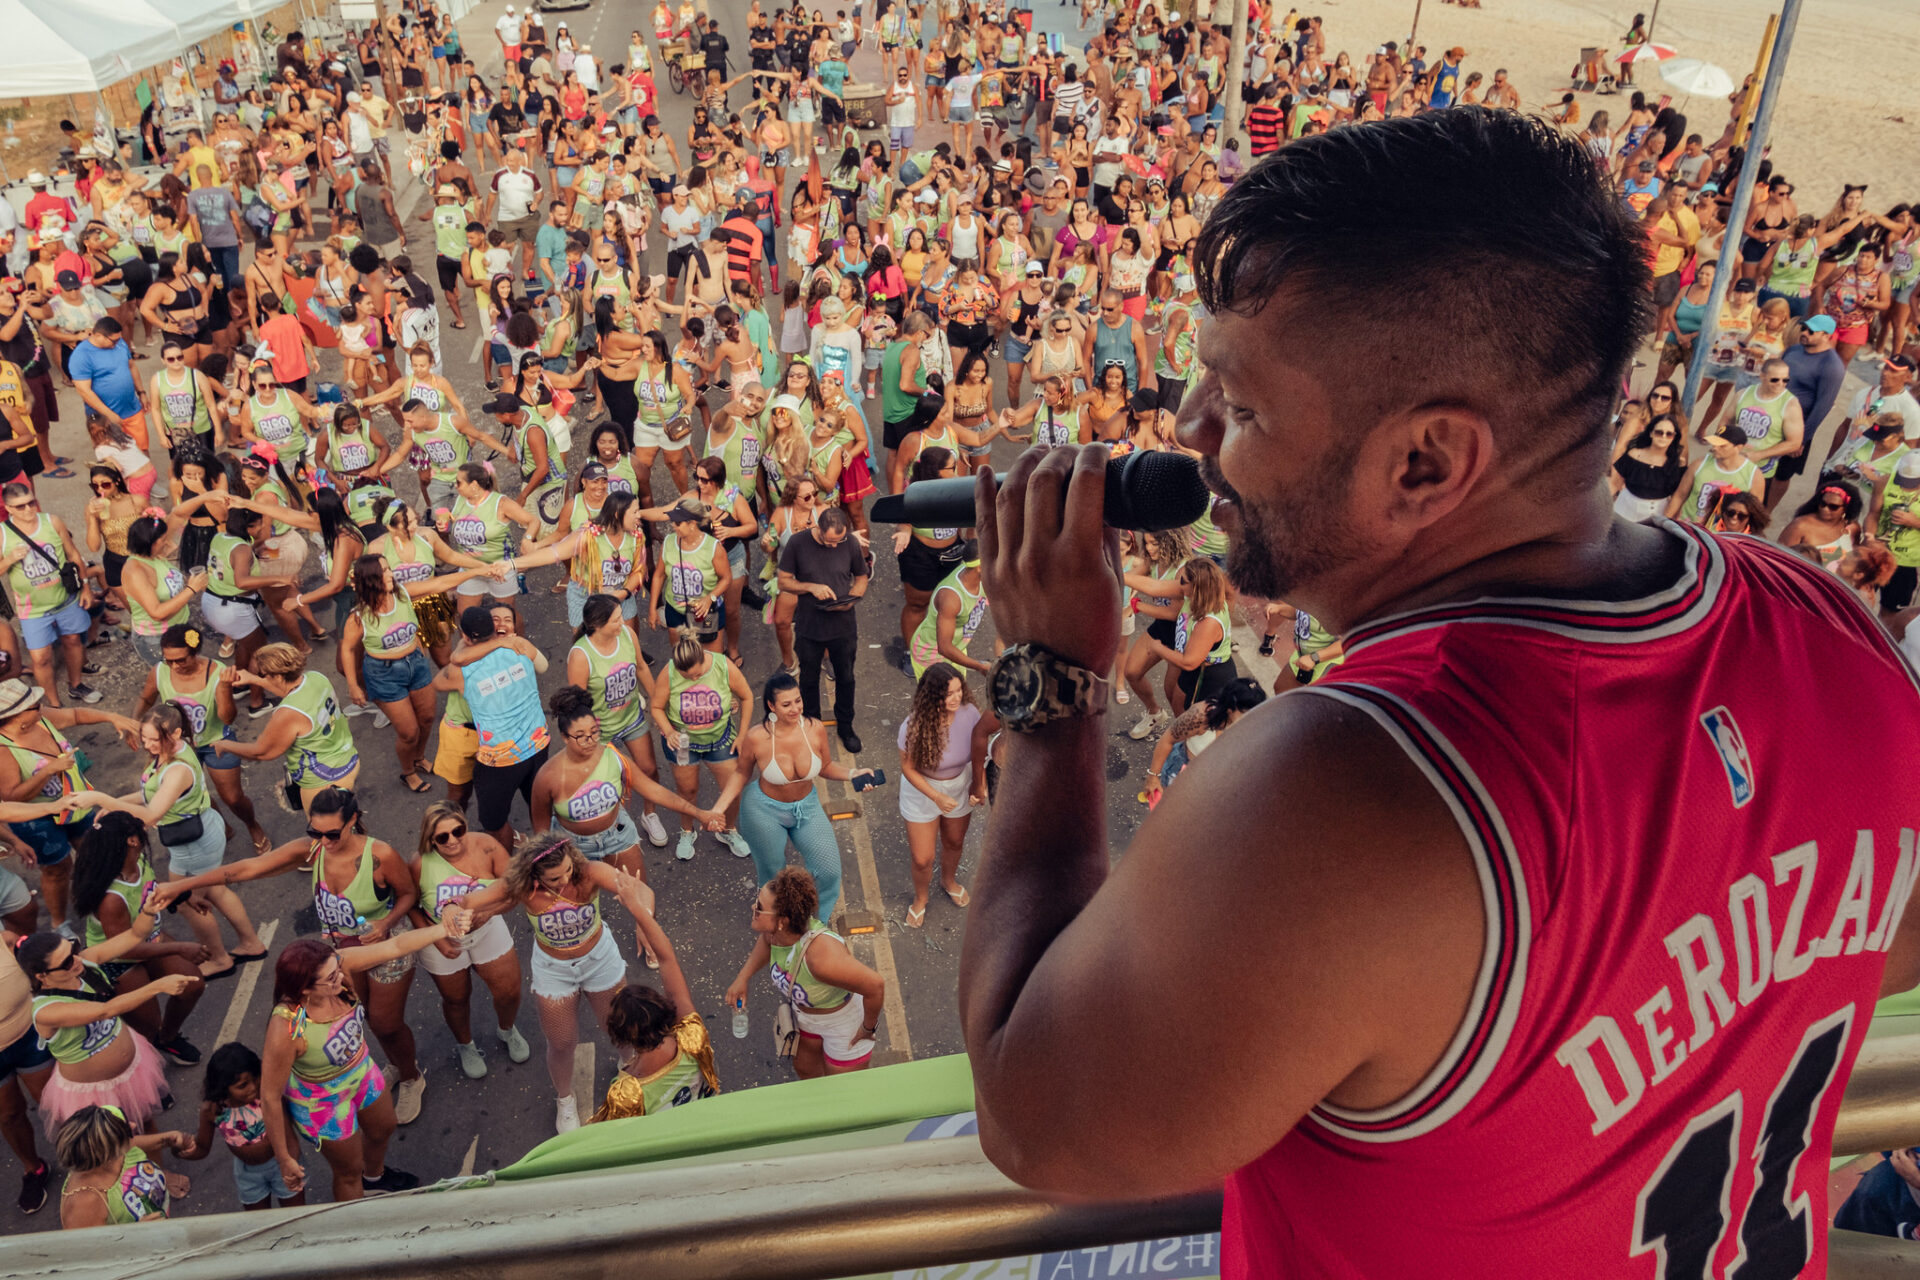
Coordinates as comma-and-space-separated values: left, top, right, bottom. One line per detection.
1199, 445, 1366, 604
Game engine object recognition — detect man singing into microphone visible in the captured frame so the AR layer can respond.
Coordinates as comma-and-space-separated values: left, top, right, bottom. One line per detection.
960, 109, 1920, 1277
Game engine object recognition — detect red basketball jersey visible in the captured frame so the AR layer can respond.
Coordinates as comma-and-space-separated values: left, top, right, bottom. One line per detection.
1224, 525, 1920, 1278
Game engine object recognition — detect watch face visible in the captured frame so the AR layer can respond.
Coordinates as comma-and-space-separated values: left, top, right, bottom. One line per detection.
992, 650, 1043, 723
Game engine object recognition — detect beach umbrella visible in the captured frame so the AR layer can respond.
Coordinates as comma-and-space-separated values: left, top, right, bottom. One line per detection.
1659, 57, 1736, 97
1616, 42, 1677, 65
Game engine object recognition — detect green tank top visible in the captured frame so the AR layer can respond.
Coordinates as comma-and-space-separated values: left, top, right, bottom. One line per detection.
909, 567, 987, 676
809, 434, 848, 505
587, 528, 639, 594
156, 658, 229, 749
31, 970, 124, 1065
281, 671, 360, 788
1176, 601, 1234, 665
431, 204, 467, 258
572, 627, 644, 736
527, 884, 602, 949
309, 836, 394, 935
449, 491, 510, 562
1186, 495, 1231, 558
383, 533, 440, 589
663, 532, 720, 609
1731, 386, 1791, 475
250, 388, 308, 459
82, 855, 162, 950
598, 454, 640, 497
1154, 301, 1198, 379
666, 654, 735, 745
1295, 610, 1337, 658
517, 407, 565, 487
1, 722, 90, 812
542, 311, 577, 360
154, 366, 214, 436
142, 751, 211, 828
343, 480, 397, 530
276, 999, 370, 1083
127, 555, 187, 637
1766, 238, 1820, 296
912, 423, 958, 462
327, 430, 380, 478
416, 847, 496, 924
67, 1148, 169, 1224
557, 745, 625, 824
769, 920, 846, 1009
0, 512, 73, 616
635, 360, 685, 426
358, 593, 422, 658
411, 412, 470, 485
1683, 456, 1760, 523
205, 532, 251, 599
1033, 404, 1079, 448
881, 341, 924, 422
1879, 483, 1920, 567
402, 374, 448, 415
256, 476, 297, 537
707, 424, 762, 499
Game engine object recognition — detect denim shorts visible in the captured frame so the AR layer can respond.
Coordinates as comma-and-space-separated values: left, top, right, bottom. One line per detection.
1002, 333, 1033, 365
565, 580, 639, 630
21, 598, 90, 651
162, 808, 229, 877
232, 1152, 296, 1206
363, 648, 434, 704
196, 734, 245, 772
566, 807, 640, 860
0, 1021, 52, 1083
663, 719, 737, 764
949, 105, 975, 122
12, 812, 93, 867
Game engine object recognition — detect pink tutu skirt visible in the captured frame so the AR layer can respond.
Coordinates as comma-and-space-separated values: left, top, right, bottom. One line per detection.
40, 1032, 171, 1139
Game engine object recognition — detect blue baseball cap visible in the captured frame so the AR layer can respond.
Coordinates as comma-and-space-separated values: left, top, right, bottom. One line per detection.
1804, 315, 1837, 334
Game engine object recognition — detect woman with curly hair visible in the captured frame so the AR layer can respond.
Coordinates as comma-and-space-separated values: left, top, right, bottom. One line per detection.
448, 830, 670, 1133
894, 663, 988, 928
725, 866, 886, 1078
591, 898, 716, 1121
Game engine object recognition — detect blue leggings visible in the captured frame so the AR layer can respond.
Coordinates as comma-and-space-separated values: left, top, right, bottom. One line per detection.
737, 782, 844, 922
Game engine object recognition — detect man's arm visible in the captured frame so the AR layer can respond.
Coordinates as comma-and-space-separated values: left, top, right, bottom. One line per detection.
960, 448, 1483, 1198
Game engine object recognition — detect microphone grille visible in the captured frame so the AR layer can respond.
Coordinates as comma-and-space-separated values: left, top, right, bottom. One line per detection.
1109, 450, 1212, 532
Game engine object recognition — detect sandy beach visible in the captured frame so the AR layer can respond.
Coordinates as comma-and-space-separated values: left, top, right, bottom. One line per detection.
1271, 0, 1918, 202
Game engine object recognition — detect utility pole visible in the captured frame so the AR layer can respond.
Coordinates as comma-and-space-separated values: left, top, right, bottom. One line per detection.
1681, 0, 1801, 420
1646, 0, 1662, 42
1222, 0, 1251, 142
1408, 0, 1425, 52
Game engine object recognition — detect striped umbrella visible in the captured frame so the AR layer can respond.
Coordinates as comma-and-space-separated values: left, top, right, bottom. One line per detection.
1616, 42, 1678, 64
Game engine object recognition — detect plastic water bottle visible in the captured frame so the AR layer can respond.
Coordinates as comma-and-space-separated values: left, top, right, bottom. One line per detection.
675, 733, 691, 767
732, 999, 748, 1040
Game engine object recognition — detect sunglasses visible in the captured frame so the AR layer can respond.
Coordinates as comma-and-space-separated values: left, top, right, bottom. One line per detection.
163, 354, 184, 364
6, 500, 38, 512
1820, 500, 1846, 510
91, 481, 116, 492
433, 825, 468, 845
305, 824, 347, 842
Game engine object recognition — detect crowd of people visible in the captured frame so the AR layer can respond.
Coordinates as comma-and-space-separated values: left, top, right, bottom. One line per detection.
0, 0, 1912, 1237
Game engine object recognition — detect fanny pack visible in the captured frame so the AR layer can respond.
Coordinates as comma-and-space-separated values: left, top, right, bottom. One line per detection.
773, 928, 823, 1058
158, 812, 206, 848
4, 518, 83, 601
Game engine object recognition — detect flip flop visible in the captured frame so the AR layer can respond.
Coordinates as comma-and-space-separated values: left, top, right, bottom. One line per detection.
53, 456, 71, 465
251, 832, 272, 856
44, 467, 75, 479
201, 962, 238, 982
401, 773, 432, 794
944, 884, 971, 908
905, 903, 926, 928
229, 949, 269, 964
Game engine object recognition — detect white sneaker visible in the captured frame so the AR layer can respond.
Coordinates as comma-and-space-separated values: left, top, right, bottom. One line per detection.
392, 1071, 426, 1124
498, 1025, 532, 1063
372, 708, 392, 728
639, 811, 669, 847
719, 829, 752, 858
675, 831, 697, 861
1127, 711, 1158, 740
554, 1095, 580, 1134
456, 1040, 487, 1079
345, 701, 371, 717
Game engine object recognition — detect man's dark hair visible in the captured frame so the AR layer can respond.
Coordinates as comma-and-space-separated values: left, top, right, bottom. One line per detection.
818, 506, 852, 534
1195, 108, 1650, 470
459, 605, 496, 641
93, 316, 123, 337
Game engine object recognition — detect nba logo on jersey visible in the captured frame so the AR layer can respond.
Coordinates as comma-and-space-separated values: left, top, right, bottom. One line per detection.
1699, 705, 1754, 808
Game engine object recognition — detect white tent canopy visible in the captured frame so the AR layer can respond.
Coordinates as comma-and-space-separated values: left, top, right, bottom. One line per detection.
0, 0, 272, 97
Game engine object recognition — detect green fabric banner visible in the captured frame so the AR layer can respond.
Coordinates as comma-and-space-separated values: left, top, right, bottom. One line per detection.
498, 1053, 977, 1181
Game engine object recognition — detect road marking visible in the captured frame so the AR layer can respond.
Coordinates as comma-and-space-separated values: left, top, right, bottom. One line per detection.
213, 919, 279, 1050
458, 1133, 479, 1177
825, 776, 913, 1060
570, 1041, 595, 1111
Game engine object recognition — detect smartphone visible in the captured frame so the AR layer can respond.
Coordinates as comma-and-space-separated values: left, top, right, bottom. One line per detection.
852, 769, 887, 793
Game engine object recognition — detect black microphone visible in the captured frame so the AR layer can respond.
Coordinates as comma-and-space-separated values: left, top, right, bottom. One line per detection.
869, 449, 1211, 532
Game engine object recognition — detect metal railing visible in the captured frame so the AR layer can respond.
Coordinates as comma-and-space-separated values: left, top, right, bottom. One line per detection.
14, 1039, 1920, 1280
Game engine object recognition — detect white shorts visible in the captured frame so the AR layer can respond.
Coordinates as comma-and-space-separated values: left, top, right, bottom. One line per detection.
417, 913, 516, 977
899, 768, 973, 824
631, 415, 693, 452
530, 924, 627, 999
0, 865, 30, 917
456, 571, 520, 599
796, 992, 873, 1067
202, 593, 265, 640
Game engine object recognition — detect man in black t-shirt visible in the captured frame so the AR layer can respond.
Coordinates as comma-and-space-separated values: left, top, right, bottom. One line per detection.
488, 90, 532, 154
777, 507, 869, 753
701, 19, 730, 77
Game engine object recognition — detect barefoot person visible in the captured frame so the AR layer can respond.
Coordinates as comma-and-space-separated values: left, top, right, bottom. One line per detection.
958, 111, 1920, 1274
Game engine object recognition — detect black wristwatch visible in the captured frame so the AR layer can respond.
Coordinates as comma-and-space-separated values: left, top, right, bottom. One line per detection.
989, 643, 1111, 733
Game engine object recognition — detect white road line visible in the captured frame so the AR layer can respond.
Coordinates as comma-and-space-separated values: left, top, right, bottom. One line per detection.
827, 776, 913, 1060
213, 919, 280, 1050
458, 1133, 480, 1177
570, 1040, 595, 1111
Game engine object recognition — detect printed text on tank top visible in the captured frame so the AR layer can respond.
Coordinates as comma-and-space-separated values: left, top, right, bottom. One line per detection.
559, 746, 625, 825
528, 882, 602, 952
